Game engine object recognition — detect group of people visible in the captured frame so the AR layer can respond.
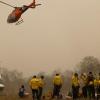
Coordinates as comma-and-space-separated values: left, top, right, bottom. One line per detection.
72, 72, 100, 100
29, 74, 63, 100
18, 73, 63, 100
29, 75, 44, 100
18, 72, 100, 100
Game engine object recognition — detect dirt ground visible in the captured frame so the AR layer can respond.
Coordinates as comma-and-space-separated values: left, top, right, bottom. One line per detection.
0, 95, 32, 100
0, 95, 69, 100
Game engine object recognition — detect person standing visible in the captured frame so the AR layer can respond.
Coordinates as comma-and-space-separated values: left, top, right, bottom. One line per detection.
72, 73, 80, 100
87, 72, 95, 99
81, 73, 88, 98
95, 73, 100, 100
52, 73, 63, 99
29, 75, 39, 100
38, 75, 45, 100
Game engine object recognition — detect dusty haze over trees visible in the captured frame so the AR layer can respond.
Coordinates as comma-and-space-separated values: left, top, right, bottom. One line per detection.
77, 56, 100, 74
0, 56, 100, 99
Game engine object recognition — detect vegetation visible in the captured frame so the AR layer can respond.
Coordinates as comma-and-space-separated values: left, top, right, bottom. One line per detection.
0, 56, 100, 99
77, 56, 100, 74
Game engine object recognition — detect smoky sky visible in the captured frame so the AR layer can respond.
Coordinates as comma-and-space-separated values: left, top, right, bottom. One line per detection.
0, 0, 99, 76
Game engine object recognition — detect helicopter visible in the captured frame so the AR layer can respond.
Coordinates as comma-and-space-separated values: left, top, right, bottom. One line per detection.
0, 0, 41, 25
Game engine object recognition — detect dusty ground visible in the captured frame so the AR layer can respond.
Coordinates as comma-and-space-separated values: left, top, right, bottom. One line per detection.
0, 95, 94, 100
0, 95, 32, 100
0, 95, 68, 100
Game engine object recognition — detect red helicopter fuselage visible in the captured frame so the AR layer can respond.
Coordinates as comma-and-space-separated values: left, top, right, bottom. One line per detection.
7, 8, 23, 23
7, 6, 30, 23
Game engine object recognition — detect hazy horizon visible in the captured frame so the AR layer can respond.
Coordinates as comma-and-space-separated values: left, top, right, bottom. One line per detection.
0, 0, 99, 76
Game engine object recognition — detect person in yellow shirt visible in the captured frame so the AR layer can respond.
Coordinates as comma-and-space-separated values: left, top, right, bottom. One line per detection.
72, 73, 80, 100
81, 73, 88, 98
87, 72, 95, 99
38, 75, 45, 100
52, 73, 63, 99
29, 75, 40, 100
95, 73, 100, 100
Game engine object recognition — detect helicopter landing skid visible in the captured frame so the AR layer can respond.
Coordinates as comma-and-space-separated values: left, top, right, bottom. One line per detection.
15, 18, 24, 25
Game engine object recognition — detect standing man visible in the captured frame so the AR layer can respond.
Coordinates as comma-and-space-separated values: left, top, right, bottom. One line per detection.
38, 75, 45, 100
81, 73, 88, 98
95, 73, 100, 100
29, 75, 39, 100
72, 73, 80, 100
52, 73, 63, 99
87, 72, 95, 99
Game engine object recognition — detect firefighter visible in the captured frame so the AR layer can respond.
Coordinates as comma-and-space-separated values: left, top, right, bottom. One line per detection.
95, 73, 100, 100
38, 75, 45, 100
87, 72, 95, 99
29, 75, 40, 100
72, 73, 80, 100
52, 73, 63, 99
81, 73, 88, 98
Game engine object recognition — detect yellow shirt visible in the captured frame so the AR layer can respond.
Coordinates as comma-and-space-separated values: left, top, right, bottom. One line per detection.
38, 78, 45, 88
94, 79, 100, 86
29, 78, 39, 89
53, 75, 63, 85
94, 79, 97, 86
72, 76, 80, 87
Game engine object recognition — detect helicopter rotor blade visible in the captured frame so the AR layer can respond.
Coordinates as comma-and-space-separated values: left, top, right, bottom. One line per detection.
0, 1, 15, 8
35, 4, 42, 6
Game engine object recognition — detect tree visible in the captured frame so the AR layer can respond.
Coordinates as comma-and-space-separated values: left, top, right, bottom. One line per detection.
77, 56, 100, 74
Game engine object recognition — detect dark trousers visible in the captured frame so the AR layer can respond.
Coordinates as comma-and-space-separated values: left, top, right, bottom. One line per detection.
32, 89, 39, 100
96, 86, 100, 100
87, 85, 95, 99
38, 87, 43, 100
72, 86, 79, 100
52, 85, 61, 98
82, 85, 87, 98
